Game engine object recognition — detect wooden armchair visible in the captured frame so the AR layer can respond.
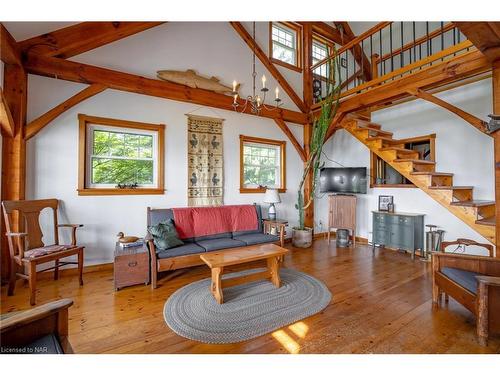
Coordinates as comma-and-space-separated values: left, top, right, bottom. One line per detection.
432, 238, 500, 346
2, 199, 84, 305
0, 298, 74, 353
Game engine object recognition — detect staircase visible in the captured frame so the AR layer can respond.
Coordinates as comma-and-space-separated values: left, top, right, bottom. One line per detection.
342, 117, 496, 243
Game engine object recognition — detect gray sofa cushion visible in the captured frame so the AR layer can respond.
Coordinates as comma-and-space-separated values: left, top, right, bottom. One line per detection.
194, 232, 232, 242
196, 238, 246, 252
441, 267, 483, 294
232, 204, 263, 236
156, 243, 205, 259
234, 233, 279, 246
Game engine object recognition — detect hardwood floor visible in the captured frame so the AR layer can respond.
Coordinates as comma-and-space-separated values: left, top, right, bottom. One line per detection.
1, 239, 499, 354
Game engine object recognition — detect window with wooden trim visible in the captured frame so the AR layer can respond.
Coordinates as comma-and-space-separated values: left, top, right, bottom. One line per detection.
240, 135, 286, 193
78, 114, 165, 195
269, 22, 302, 71
312, 39, 329, 78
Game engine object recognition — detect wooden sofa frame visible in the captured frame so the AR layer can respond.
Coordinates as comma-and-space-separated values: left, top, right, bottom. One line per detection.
146, 207, 284, 289
432, 251, 500, 346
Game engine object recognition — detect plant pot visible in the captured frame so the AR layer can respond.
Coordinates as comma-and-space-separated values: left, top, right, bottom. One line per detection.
292, 227, 313, 248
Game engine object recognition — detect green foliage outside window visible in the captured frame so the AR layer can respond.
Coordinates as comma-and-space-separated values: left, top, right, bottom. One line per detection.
243, 144, 279, 188
91, 129, 155, 185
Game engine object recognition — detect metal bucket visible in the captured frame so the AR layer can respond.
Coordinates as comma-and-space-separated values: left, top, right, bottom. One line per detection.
336, 229, 350, 247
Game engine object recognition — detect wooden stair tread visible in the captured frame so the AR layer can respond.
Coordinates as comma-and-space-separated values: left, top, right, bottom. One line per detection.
428, 186, 473, 190
393, 159, 436, 164
450, 200, 495, 207
357, 126, 393, 136
476, 217, 495, 226
365, 136, 402, 144
410, 172, 453, 176
379, 147, 417, 153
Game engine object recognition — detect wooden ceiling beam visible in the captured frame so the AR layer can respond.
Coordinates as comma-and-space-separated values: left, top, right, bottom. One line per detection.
0, 89, 15, 137
308, 22, 343, 44
25, 84, 107, 140
0, 23, 21, 66
273, 118, 306, 162
229, 22, 307, 113
455, 22, 500, 62
24, 53, 307, 125
407, 88, 489, 135
19, 22, 165, 59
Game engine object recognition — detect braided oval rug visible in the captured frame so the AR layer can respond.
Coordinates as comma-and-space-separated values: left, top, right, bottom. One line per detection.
164, 268, 331, 344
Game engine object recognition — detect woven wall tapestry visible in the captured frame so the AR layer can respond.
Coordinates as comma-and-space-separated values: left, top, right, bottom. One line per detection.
187, 114, 224, 206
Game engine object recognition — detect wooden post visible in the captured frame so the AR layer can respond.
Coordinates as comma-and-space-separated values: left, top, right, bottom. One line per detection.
1, 64, 27, 281
371, 54, 379, 80
302, 22, 314, 229
493, 60, 500, 256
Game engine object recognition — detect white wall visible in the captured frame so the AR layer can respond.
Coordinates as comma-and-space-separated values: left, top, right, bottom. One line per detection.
25, 21, 306, 267
316, 78, 494, 250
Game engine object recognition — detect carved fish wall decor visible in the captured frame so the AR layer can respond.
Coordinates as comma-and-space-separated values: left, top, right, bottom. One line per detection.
157, 69, 239, 94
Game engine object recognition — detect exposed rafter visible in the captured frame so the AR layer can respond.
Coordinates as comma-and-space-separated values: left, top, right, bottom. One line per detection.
273, 118, 306, 162
25, 84, 107, 140
229, 22, 307, 113
407, 88, 489, 135
0, 23, 21, 66
455, 22, 500, 62
19, 22, 165, 59
0, 89, 15, 137
308, 22, 343, 44
24, 53, 307, 125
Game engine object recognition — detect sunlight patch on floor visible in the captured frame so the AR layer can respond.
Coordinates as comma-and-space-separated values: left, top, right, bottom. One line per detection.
288, 321, 309, 338
271, 330, 300, 354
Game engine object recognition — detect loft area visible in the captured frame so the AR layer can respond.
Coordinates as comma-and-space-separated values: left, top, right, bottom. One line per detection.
1, 13, 500, 365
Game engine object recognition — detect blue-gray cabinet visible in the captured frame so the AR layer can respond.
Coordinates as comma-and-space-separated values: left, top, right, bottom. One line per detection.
372, 211, 424, 259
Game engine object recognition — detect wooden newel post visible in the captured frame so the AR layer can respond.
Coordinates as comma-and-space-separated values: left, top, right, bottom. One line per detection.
371, 54, 379, 80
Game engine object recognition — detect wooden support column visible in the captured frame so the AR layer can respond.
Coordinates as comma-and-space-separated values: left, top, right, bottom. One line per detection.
302, 22, 314, 229
493, 60, 500, 256
1, 64, 27, 280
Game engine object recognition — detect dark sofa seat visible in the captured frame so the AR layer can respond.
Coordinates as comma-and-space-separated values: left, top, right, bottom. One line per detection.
196, 238, 246, 252
156, 243, 205, 259
234, 233, 280, 246
441, 267, 483, 294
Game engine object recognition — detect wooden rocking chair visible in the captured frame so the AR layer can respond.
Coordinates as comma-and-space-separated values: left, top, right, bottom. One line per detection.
2, 199, 84, 305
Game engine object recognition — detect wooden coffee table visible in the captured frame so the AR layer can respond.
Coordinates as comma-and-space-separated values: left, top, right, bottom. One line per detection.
199, 243, 289, 304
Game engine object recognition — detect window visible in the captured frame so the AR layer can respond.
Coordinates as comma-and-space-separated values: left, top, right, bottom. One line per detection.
240, 135, 286, 193
78, 114, 165, 195
312, 40, 329, 78
270, 22, 302, 71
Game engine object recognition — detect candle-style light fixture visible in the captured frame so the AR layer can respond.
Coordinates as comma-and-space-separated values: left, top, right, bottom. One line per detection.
231, 22, 282, 115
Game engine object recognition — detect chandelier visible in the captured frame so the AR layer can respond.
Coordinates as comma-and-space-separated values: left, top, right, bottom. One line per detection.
231, 22, 282, 115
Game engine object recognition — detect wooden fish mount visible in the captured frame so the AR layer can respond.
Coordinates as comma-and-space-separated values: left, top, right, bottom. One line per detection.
157, 69, 239, 95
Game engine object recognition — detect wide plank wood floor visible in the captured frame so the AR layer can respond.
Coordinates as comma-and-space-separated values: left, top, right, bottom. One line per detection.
1, 239, 499, 354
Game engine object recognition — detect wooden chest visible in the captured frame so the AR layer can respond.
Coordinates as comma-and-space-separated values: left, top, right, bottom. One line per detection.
114, 243, 150, 290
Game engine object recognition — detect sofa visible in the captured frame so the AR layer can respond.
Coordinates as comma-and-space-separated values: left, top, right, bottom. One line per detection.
146, 204, 282, 288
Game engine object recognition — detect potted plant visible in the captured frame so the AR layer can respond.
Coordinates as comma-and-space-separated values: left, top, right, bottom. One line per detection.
292, 53, 342, 248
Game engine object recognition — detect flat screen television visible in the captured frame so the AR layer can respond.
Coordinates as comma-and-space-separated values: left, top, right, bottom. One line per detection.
319, 167, 367, 194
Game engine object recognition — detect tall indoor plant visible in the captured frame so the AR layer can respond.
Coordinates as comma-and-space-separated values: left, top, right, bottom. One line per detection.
292, 52, 342, 248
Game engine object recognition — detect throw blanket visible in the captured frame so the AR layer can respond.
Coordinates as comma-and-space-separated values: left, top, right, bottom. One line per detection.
172, 205, 258, 239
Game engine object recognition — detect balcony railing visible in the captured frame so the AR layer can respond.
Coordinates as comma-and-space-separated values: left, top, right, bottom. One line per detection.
311, 22, 474, 107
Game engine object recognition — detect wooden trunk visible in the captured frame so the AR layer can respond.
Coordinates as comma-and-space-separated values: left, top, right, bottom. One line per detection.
114, 244, 150, 290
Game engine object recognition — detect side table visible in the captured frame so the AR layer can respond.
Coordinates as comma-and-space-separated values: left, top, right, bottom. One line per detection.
263, 218, 288, 247
114, 242, 150, 291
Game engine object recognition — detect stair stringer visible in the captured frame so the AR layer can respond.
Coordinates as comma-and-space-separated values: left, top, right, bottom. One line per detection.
342, 119, 496, 244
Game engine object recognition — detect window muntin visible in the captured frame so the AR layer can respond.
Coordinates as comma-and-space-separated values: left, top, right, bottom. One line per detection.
312, 40, 329, 78
86, 124, 158, 188
271, 23, 297, 66
242, 142, 281, 189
